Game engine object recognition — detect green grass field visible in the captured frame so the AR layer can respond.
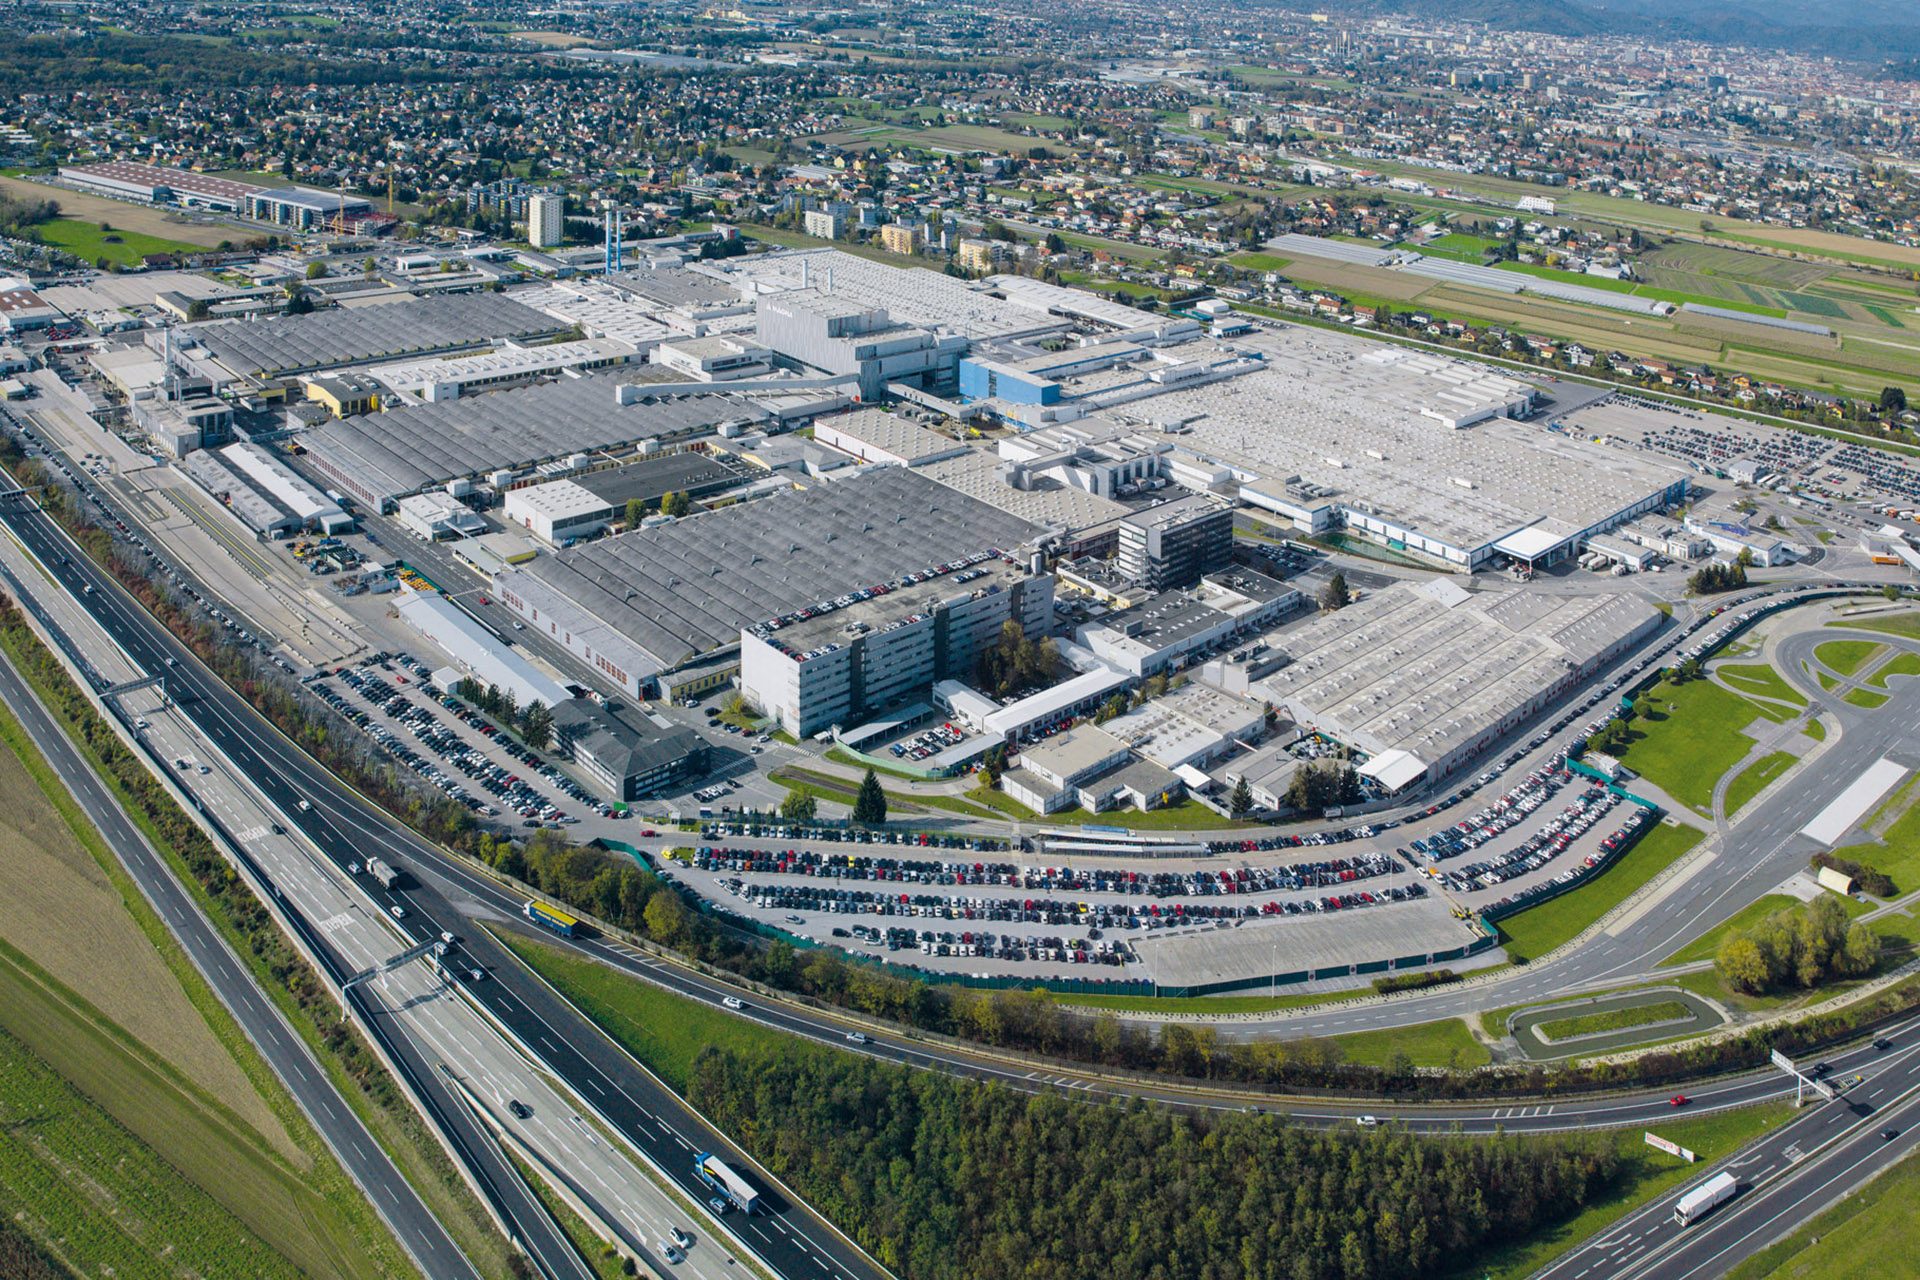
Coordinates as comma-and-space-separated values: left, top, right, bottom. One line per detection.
1614, 678, 1790, 813
1498, 822, 1706, 962
1534, 1000, 1693, 1043
1727, 751, 1797, 815
0, 944, 378, 1279
1716, 662, 1807, 707
0, 693, 411, 1280
1727, 1147, 1920, 1279
1845, 688, 1891, 708
1459, 1104, 1797, 1280
0, 1021, 316, 1279
495, 929, 799, 1092
1815, 638, 1886, 678
31, 217, 203, 267
1324, 1017, 1490, 1069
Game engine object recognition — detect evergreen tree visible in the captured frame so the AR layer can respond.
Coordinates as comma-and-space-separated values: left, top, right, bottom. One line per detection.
1320, 571, 1351, 612
1229, 776, 1253, 819
852, 768, 888, 826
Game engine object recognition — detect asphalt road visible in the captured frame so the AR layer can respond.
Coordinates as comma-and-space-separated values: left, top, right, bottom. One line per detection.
1537, 1032, 1920, 1280
0, 619, 480, 1280
0, 475, 890, 1280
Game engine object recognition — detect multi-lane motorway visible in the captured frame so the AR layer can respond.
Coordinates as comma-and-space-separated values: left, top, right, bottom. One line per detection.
0, 472, 890, 1280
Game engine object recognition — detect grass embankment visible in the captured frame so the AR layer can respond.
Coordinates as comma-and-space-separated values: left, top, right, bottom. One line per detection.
0, 610, 513, 1275
1534, 1000, 1693, 1043
1664, 894, 1806, 966
1497, 822, 1706, 963
1868, 652, 1920, 688
1726, 750, 1797, 815
1827, 612, 1920, 640
1727, 1146, 1920, 1279
0, 689, 410, 1278
1717, 662, 1807, 707
1323, 1018, 1491, 1069
495, 929, 792, 1092
1058, 985, 1368, 1016
1815, 639, 1886, 678
1460, 1104, 1797, 1280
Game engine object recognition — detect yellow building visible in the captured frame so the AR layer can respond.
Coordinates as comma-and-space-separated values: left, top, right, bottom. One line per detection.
302, 373, 381, 418
880, 223, 922, 256
956, 238, 996, 274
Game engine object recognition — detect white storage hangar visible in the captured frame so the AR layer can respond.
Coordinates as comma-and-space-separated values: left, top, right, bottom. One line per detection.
182, 442, 352, 536
811, 407, 970, 468
59, 161, 264, 211
493, 466, 1045, 698
694, 248, 1065, 343
395, 591, 572, 712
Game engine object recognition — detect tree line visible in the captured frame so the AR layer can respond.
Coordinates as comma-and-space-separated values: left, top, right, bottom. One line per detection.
1688, 560, 1750, 595
686, 1044, 1620, 1280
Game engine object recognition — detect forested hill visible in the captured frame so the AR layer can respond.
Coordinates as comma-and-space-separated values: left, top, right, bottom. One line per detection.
689, 1045, 1619, 1280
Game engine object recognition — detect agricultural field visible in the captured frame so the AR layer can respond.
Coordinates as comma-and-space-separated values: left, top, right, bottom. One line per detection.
510, 29, 597, 47
0, 699, 411, 1279
0, 175, 238, 249
0, 711, 291, 1151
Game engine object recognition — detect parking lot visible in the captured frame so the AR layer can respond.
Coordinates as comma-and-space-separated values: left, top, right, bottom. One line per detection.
304, 650, 625, 829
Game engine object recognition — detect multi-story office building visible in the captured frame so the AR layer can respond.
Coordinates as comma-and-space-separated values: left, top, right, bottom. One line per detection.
740, 558, 1054, 738
1115, 494, 1233, 590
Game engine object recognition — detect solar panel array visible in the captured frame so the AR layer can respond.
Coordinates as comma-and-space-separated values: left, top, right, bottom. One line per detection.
194, 293, 561, 377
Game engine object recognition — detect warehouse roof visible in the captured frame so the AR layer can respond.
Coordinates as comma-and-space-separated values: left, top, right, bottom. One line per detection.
501, 467, 1043, 674
300, 370, 772, 504
193, 292, 562, 378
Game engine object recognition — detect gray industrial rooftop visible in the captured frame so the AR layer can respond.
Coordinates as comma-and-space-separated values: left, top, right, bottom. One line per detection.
1138, 326, 1691, 555
693, 248, 1064, 341
192, 292, 562, 378
299, 369, 775, 505
499, 467, 1044, 675
1247, 579, 1659, 771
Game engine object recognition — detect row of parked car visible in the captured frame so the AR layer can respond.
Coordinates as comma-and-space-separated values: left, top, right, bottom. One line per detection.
1407, 758, 1575, 866
697, 822, 1009, 852
866, 925, 1130, 965
1436, 788, 1620, 895
719, 874, 1428, 930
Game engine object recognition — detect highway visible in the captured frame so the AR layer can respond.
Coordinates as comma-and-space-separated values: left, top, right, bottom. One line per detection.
1537, 1034, 1920, 1279
0, 590, 481, 1279
0, 470, 892, 1280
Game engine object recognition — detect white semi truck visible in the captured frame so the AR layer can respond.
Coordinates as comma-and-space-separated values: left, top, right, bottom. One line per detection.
1672, 1171, 1737, 1226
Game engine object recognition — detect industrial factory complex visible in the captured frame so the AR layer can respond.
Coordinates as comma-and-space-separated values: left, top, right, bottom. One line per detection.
68, 242, 1727, 806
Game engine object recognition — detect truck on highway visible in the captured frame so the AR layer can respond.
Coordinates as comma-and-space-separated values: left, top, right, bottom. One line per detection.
524, 900, 578, 938
365, 857, 401, 890
1672, 1171, 1737, 1226
695, 1152, 760, 1215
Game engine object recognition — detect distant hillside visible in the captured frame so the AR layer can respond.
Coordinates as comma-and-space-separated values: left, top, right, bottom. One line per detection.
1284, 0, 1920, 60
